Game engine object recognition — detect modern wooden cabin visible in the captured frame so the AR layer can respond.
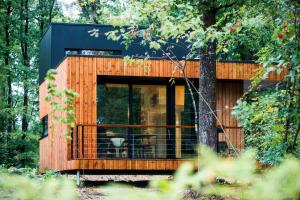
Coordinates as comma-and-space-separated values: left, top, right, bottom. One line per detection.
39, 23, 285, 174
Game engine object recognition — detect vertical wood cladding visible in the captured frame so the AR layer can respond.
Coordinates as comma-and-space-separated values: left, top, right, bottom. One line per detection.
39, 59, 69, 172
39, 57, 284, 172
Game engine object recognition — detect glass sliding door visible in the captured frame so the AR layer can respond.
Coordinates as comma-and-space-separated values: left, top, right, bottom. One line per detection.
175, 86, 197, 158
97, 83, 129, 158
132, 85, 167, 158
96, 81, 197, 159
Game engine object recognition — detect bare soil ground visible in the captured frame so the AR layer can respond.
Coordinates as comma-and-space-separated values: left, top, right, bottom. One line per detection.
71, 175, 233, 200
70, 175, 170, 200
78, 187, 232, 200
77, 187, 106, 200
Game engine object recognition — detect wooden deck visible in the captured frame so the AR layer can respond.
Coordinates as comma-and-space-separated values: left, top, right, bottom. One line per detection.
39, 56, 285, 173
65, 159, 193, 171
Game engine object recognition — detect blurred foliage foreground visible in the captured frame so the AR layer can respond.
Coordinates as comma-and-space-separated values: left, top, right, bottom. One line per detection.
0, 146, 300, 200
103, 147, 300, 200
0, 168, 78, 200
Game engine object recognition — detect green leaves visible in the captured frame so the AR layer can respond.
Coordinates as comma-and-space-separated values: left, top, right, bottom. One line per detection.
102, 146, 300, 200
232, 85, 299, 165
149, 41, 161, 50
0, 172, 78, 200
45, 69, 78, 140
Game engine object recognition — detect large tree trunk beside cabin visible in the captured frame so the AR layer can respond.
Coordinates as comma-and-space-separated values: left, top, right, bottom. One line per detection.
198, 8, 217, 150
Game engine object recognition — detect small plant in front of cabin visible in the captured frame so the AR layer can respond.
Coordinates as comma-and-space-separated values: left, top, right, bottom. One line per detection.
45, 69, 78, 140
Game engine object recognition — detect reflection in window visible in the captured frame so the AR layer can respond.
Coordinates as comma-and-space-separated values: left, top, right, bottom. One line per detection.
97, 84, 129, 158
97, 83, 129, 125
41, 116, 48, 137
175, 86, 197, 158
96, 82, 196, 159
132, 85, 167, 158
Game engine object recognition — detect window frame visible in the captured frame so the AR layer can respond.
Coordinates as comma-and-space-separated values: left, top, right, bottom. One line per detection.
41, 115, 48, 138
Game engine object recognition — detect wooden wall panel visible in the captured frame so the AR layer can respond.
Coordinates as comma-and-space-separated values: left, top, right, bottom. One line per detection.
66, 57, 286, 80
39, 81, 49, 119
216, 80, 243, 149
40, 56, 285, 172
39, 137, 50, 172
67, 57, 97, 159
39, 59, 70, 172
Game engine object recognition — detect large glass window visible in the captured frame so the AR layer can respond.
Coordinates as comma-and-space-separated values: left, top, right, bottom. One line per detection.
97, 83, 167, 159
132, 85, 167, 158
97, 83, 129, 125
97, 84, 129, 158
175, 86, 197, 158
96, 81, 196, 159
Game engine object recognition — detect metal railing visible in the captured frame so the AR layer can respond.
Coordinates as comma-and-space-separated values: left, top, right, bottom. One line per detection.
69, 124, 243, 160
70, 124, 197, 160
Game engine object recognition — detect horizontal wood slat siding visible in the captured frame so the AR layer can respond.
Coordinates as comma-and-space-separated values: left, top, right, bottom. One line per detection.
39, 56, 284, 172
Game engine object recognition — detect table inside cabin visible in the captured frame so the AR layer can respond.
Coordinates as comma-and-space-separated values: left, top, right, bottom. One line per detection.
132, 134, 158, 159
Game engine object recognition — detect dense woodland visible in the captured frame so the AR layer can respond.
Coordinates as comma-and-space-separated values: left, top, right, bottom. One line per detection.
0, 0, 299, 199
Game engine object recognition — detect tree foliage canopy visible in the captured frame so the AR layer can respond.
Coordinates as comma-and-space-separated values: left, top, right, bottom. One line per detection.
83, 0, 300, 162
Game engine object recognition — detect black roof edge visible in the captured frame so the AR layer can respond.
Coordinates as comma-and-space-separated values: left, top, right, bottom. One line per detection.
65, 54, 256, 63
48, 22, 119, 27
217, 60, 256, 63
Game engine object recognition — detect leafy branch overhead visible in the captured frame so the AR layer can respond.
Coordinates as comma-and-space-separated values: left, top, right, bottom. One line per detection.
85, 0, 300, 156
45, 69, 78, 139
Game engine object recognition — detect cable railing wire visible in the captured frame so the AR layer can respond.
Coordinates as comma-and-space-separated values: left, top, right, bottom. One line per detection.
70, 124, 241, 160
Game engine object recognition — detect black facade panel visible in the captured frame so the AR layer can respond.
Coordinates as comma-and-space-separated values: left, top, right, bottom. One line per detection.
39, 26, 52, 83
39, 23, 188, 84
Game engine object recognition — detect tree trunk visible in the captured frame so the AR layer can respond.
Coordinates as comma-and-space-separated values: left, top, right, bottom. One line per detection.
198, 8, 217, 150
21, 0, 29, 133
39, 0, 45, 38
5, 1, 13, 133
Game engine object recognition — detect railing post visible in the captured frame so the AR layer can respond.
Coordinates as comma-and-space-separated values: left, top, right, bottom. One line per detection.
132, 135, 135, 159
82, 126, 84, 159
71, 128, 73, 159
76, 125, 79, 159
155, 135, 158, 159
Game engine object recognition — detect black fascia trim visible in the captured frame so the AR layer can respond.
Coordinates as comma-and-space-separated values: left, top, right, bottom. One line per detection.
65, 54, 197, 60
217, 59, 256, 63
65, 55, 256, 63
39, 135, 48, 140
97, 76, 198, 85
